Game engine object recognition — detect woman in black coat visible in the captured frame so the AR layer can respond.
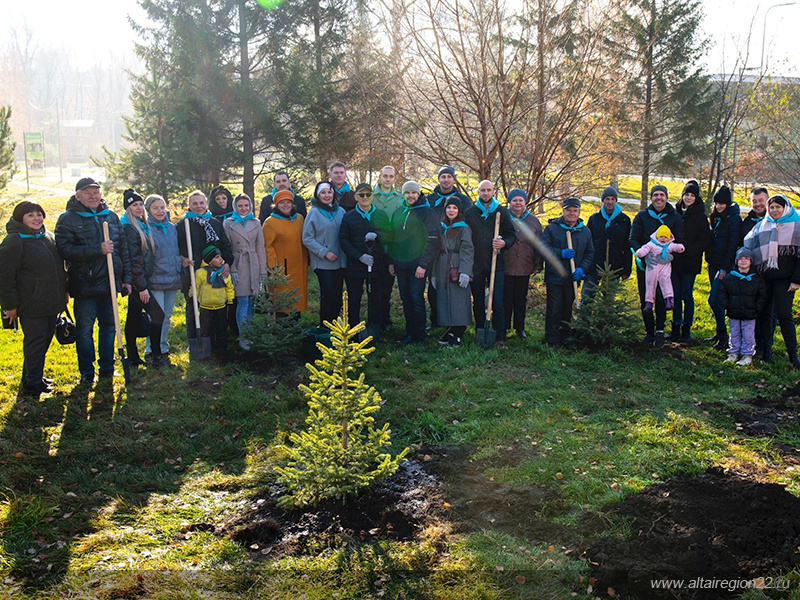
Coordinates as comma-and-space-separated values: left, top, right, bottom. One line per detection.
669, 180, 710, 342
0, 201, 67, 394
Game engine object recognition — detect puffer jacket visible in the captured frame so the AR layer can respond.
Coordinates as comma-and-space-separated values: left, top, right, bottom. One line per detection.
147, 213, 182, 291
0, 219, 67, 317
630, 202, 686, 251
384, 199, 440, 270
541, 217, 594, 286
55, 196, 131, 299
706, 203, 742, 271
339, 206, 388, 278
123, 219, 155, 292
586, 208, 632, 278
719, 269, 767, 320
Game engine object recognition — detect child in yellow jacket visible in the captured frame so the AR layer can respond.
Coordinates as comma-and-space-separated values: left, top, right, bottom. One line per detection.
194, 245, 235, 354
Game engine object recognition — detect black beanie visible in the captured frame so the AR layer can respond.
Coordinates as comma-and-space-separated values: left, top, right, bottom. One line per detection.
650, 185, 668, 198
123, 188, 144, 210
601, 187, 618, 201
682, 180, 700, 199
12, 201, 46, 223
713, 185, 732, 206
202, 245, 221, 263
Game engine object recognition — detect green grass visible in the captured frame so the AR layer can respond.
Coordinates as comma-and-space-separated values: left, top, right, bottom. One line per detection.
3, 182, 800, 599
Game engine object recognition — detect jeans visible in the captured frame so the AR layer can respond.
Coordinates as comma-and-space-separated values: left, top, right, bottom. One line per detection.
707, 268, 726, 333
146, 289, 178, 354
395, 266, 427, 342
671, 272, 697, 326
73, 295, 116, 377
235, 295, 255, 337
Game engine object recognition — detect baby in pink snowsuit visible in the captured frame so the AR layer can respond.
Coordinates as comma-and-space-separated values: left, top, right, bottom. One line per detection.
634, 224, 685, 312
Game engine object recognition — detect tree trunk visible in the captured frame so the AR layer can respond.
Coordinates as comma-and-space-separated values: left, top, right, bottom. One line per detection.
239, 1, 255, 200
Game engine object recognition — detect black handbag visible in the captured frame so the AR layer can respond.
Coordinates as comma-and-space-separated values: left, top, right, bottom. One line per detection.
55, 309, 76, 345
134, 309, 152, 338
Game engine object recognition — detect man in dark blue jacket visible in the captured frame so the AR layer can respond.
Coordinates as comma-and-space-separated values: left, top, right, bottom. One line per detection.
630, 185, 685, 347
583, 186, 631, 304
55, 178, 132, 384
464, 180, 516, 345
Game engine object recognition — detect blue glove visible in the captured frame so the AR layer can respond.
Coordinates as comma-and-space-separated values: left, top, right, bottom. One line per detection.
572, 267, 584, 281
459, 273, 470, 288
561, 248, 575, 259
365, 232, 377, 242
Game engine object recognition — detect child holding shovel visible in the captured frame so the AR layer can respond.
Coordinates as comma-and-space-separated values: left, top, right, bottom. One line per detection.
541, 198, 594, 347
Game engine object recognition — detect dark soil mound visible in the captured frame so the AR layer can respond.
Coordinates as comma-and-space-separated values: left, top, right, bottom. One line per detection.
587, 467, 800, 599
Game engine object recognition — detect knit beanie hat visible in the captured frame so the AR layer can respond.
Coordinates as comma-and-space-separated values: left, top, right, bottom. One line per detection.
402, 181, 421, 194
682, 180, 700, 198
273, 189, 293, 204
656, 225, 671, 239
713, 185, 732, 206
12, 201, 46, 223
202, 245, 221, 263
562, 197, 581, 208
736, 247, 754, 261
507, 188, 528, 203
123, 188, 144, 210
601, 187, 618, 201
650, 184, 668, 198
438, 165, 456, 179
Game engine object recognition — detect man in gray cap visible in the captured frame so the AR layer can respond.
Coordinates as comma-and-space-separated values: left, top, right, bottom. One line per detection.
55, 178, 132, 384
541, 198, 593, 346
629, 184, 685, 347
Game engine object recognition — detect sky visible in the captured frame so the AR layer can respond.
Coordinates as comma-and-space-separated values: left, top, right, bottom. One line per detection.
0, 0, 798, 76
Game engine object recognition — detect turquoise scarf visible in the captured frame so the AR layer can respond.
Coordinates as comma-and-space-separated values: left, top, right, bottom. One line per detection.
477, 198, 499, 220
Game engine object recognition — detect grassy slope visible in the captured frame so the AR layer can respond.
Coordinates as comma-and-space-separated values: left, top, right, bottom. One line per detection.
1, 183, 800, 599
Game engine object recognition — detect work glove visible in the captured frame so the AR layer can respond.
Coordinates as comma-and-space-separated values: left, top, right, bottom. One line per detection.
572, 267, 584, 281
359, 254, 374, 267
561, 248, 575, 259
231, 272, 239, 286
459, 273, 470, 288
364, 232, 378, 242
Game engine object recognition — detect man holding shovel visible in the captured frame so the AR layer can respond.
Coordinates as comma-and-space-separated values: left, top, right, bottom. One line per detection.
55, 178, 132, 384
464, 180, 516, 347
541, 198, 594, 347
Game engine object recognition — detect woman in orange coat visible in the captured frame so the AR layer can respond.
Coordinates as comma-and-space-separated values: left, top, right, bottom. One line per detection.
262, 189, 309, 312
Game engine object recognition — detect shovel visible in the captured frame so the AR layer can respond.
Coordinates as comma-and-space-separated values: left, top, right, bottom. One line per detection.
476, 212, 501, 349
185, 219, 212, 360
103, 222, 131, 384
566, 230, 580, 309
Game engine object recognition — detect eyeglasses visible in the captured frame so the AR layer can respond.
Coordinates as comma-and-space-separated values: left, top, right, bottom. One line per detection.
357, 192, 372, 198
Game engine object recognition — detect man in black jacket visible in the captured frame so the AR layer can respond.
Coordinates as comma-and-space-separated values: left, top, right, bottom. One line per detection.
55, 178, 132, 384
464, 180, 516, 345
258, 171, 307, 223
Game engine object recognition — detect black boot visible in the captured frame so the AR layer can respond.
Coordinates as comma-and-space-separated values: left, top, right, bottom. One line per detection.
790, 353, 800, 370
762, 346, 773, 363
713, 328, 728, 351
127, 346, 145, 367
678, 324, 692, 343
654, 330, 665, 348
667, 322, 680, 342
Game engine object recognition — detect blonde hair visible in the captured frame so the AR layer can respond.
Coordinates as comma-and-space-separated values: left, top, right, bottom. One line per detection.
125, 206, 153, 254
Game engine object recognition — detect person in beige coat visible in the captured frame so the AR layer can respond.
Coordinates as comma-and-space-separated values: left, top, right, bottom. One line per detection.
223, 193, 267, 349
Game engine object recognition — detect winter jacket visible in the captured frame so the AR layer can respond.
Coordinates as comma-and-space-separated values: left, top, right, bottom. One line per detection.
176, 214, 234, 267
0, 219, 67, 317
671, 199, 710, 276
706, 203, 742, 271
224, 217, 268, 297
339, 206, 388, 278
463, 202, 517, 273
55, 196, 132, 299
505, 211, 543, 276
629, 202, 686, 252
263, 212, 308, 312
194, 263, 235, 310
426, 186, 471, 218
302, 197, 346, 270
371, 186, 403, 220
586, 208, 632, 278
334, 184, 357, 212
147, 213, 182, 291
123, 219, 155, 292
432, 224, 474, 327
258, 190, 307, 223
719, 269, 768, 320
740, 209, 766, 247
383, 199, 440, 270
541, 217, 594, 286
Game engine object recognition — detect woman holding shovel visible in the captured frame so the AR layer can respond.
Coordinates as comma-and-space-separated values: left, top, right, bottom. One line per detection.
432, 198, 474, 346
541, 198, 594, 347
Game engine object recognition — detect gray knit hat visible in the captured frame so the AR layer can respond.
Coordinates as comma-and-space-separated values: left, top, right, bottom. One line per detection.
402, 181, 421, 194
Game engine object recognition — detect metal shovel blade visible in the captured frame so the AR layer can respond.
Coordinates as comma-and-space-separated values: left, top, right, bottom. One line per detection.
476, 325, 496, 349
189, 330, 212, 360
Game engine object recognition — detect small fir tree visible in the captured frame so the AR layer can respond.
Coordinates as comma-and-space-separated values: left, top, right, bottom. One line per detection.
276, 294, 408, 507
247, 263, 303, 358
573, 246, 640, 347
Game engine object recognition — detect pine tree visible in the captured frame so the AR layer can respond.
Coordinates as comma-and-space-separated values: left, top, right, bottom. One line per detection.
276, 294, 408, 507
0, 106, 16, 190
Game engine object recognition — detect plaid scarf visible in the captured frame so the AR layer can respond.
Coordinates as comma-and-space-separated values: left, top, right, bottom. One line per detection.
744, 202, 800, 271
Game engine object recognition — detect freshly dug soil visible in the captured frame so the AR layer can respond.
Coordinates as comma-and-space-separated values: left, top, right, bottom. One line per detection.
587, 466, 800, 599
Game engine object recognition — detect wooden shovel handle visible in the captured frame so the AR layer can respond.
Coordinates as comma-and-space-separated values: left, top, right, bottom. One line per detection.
103, 222, 125, 351
486, 212, 501, 321
185, 219, 201, 329
566, 230, 579, 308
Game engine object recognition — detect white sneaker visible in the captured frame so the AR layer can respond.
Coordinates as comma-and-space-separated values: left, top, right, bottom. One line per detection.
724, 354, 739, 363
736, 355, 752, 366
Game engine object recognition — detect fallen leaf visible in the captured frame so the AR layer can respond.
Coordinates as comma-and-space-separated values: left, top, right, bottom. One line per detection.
495, 565, 504, 572
515, 575, 526, 584
608, 587, 616, 597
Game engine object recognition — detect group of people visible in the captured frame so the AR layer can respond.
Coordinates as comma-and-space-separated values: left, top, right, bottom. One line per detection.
1, 165, 799, 395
